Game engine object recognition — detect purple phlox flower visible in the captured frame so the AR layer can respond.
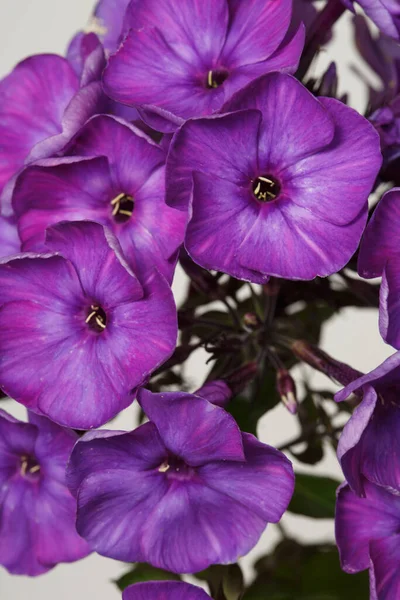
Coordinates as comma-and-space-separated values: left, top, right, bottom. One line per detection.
12, 115, 186, 282
166, 72, 382, 283
102, 0, 305, 132
195, 379, 232, 407
123, 581, 211, 600
343, 0, 400, 39
0, 215, 21, 258
0, 221, 177, 429
336, 478, 400, 599
0, 409, 89, 576
66, 389, 294, 573
358, 188, 400, 348
335, 351, 400, 496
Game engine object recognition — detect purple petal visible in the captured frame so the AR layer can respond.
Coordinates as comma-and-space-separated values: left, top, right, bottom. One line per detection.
67, 32, 106, 86
45, 221, 144, 308
0, 215, 21, 258
379, 263, 400, 348
195, 380, 232, 407
336, 481, 400, 573
123, 581, 211, 600
235, 197, 367, 280
124, 0, 229, 66
140, 476, 268, 573
222, 0, 292, 67
284, 97, 382, 226
198, 432, 294, 524
222, 73, 335, 167
67, 422, 166, 497
138, 389, 245, 465
370, 534, 400, 599
166, 109, 262, 211
185, 172, 269, 283
358, 188, 400, 278
0, 54, 79, 194
0, 409, 37, 485
357, 0, 400, 39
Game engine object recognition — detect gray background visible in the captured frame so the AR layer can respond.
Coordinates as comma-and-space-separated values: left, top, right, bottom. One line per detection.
0, 2, 392, 598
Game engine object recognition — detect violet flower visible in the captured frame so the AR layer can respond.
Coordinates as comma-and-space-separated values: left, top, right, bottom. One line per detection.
13, 115, 186, 282
122, 581, 211, 600
335, 351, 400, 496
336, 478, 400, 599
0, 221, 177, 429
343, 0, 400, 39
0, 409, 89, 576
167, 72, 382, 283
358, 188, 400, 348
67, 389, 294, 573
102, 0, 305, 131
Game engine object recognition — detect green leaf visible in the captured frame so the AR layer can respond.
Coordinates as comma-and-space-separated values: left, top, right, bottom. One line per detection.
114, 563, 181, 591
288, 473, 341, 519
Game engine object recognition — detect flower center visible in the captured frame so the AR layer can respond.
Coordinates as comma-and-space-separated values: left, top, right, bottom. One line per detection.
111, 193, 134, 223
252, 175, 281, 202
20, 455, 40, 478
206, 69, 229, 89
158, 456, 194, 480
85, 304, 107, 333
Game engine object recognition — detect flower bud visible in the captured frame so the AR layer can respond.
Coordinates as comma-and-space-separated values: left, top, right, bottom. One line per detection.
276, 369, 298, 414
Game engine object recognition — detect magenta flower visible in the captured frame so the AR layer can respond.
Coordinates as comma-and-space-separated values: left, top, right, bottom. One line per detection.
67, 389, 294, 573
87, 0, 131, 54
335, 352, 400, 496
167, 72, 382, 283
0, 409, 89, 576
0, 221, 177, 429
13, 115, 186, 282
123, 581, 210, 600
358, 188, 400, 348
343, 0, 400, 39
102, 0, 305, 131
336, 479, 400, 599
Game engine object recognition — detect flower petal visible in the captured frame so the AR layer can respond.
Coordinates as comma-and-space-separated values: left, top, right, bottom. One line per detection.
370, 534, 400, 600
138, 389, 245, 465
123, 581, 210, 600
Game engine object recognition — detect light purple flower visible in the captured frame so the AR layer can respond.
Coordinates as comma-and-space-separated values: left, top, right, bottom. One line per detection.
0, 221, 177, 429
85, 0, 131, 55
0, 409, 89, 576
102, 0, 305, 132
335, 351, 400, 496
336, 479, 400, 599
166, 72, 382, 283
123, 581, 211, 600
358, 188, 400, 348
343, 0, 400, 39
67, 389, 294, 573
13, 115, 186, 282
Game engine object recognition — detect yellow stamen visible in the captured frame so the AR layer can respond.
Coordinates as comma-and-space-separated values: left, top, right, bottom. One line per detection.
95, 316, 106, 330
158, 461, 170, 473
118, 210, 133, 217
30, 465, 41, 474
85, 311, 97, 324
253, 181, 261, 196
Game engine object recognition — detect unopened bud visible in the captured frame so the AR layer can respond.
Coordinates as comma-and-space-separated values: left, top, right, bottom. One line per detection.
195, 380, 232, 408
243, 312, 259, 329
277, 369, 298, 414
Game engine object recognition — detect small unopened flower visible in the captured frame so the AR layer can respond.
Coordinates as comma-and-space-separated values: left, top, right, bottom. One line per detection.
67, 389, 294, 573
0, 409, 89, 575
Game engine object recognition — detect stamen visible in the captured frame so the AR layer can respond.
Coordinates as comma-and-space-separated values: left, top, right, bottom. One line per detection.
20, 455, 40, 477
110, 193, 134, 223
206, 69, 229, 89
158, 461, 170, 473
86, 304, 107, 333
252, 175, 281, 202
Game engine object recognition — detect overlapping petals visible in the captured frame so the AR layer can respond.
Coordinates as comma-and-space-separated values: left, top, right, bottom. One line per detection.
67, 389, 294, 573
13, 115, 186, 281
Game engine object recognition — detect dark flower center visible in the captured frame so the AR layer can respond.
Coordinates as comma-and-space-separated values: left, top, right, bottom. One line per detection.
86, 304, 107, 333
111, 193, 134, 223
158, 456, 194, 481
252, 175, 281, 202
20, 455, 40, 479
206, 69, 229, 89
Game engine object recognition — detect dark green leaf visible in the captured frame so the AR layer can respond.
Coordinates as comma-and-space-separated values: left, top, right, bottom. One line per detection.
114, 563, 181, 591
288, 473, 341, 519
